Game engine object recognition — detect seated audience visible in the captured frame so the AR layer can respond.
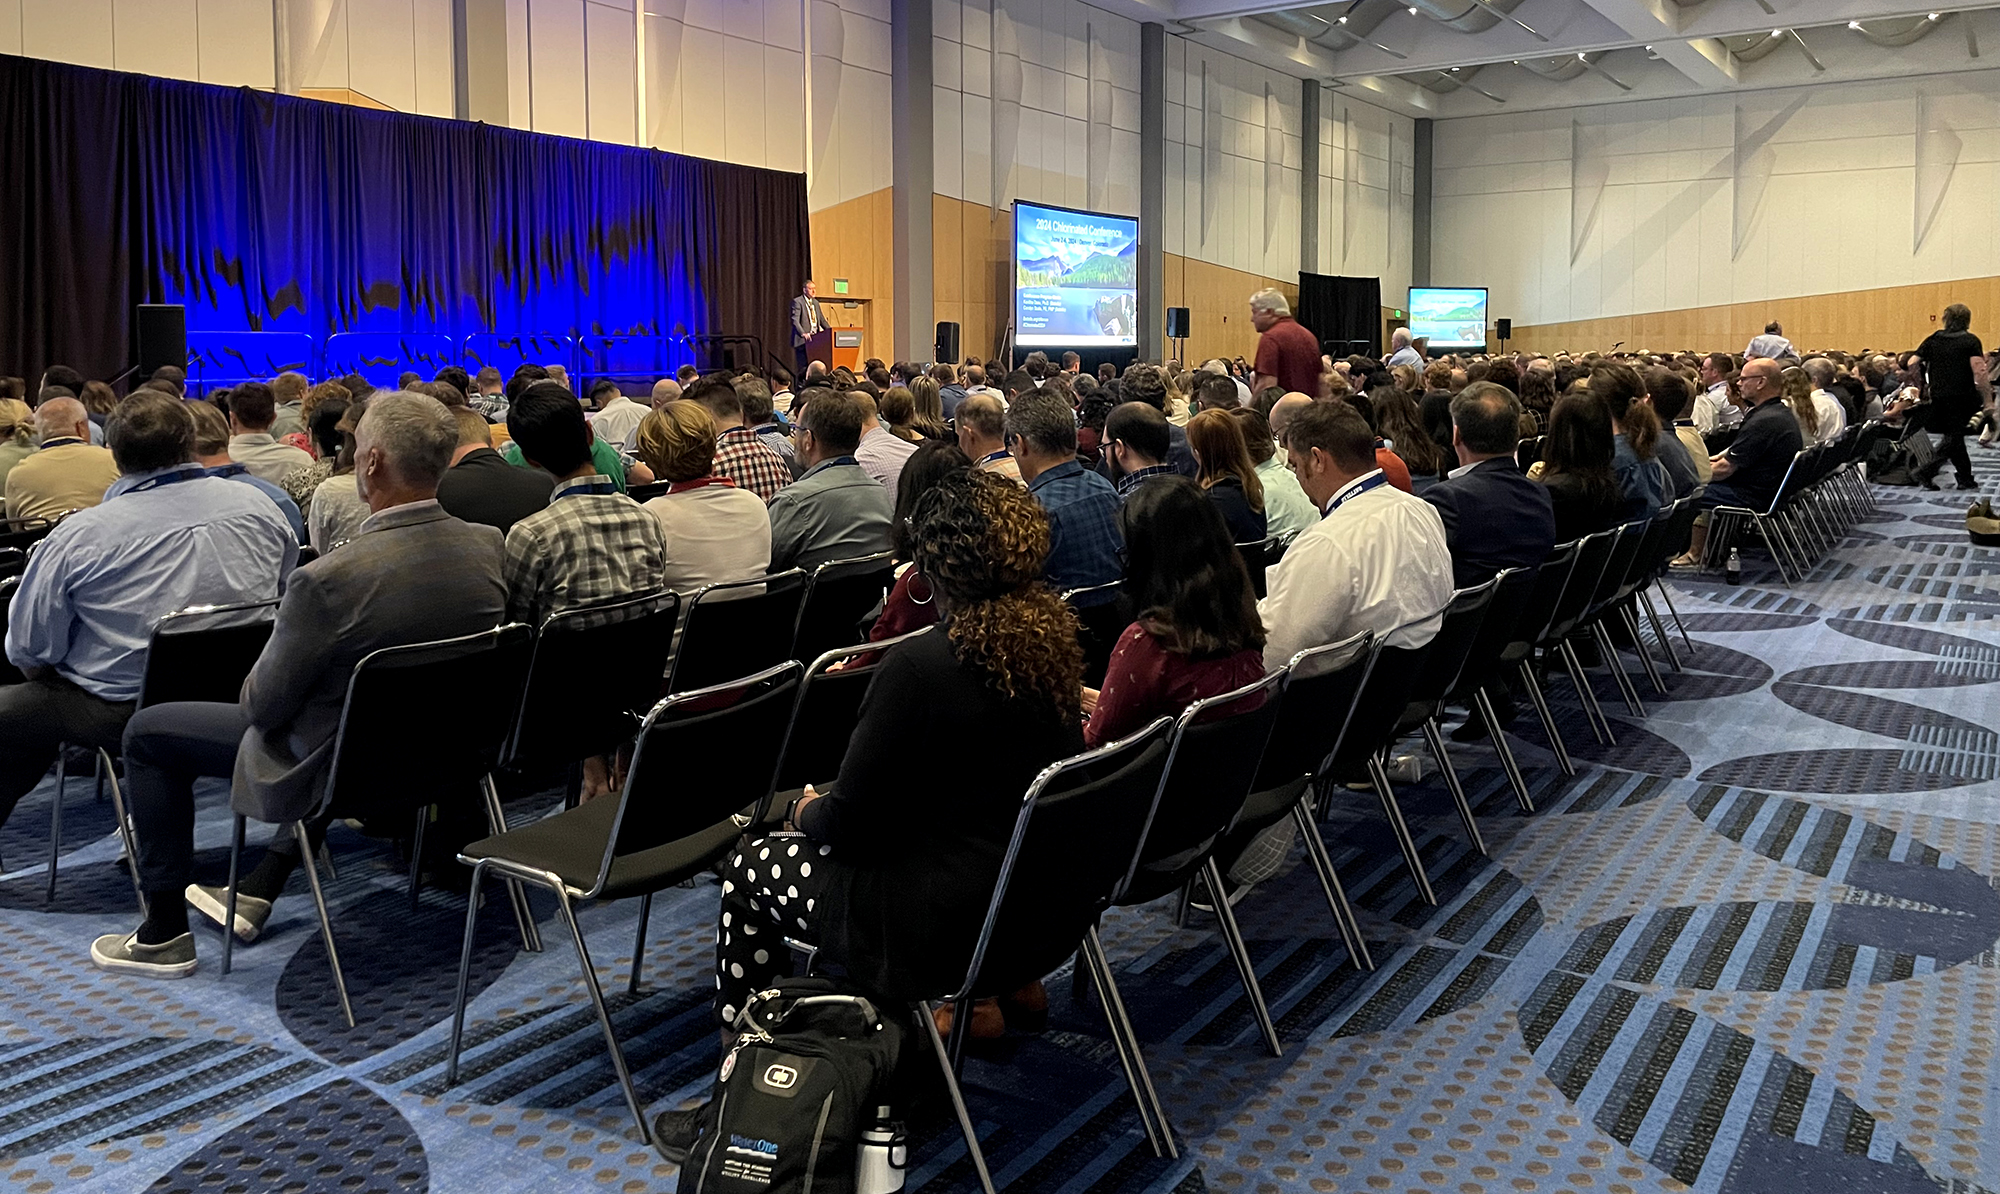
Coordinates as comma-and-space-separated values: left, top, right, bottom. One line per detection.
1117, 364, 1199, 476
1538, 393, 1625, 542
1230, 407, 1316, 539
1677, 358, 1803, 566
502, 382, 666, 627
734, 375, 797, 473
1694, 352, 1742, 439
852, 391, 919, 505
1374, 389, 1447, 490
653, 468, 1085, 1158
500, 401, 629, 491
91, 394, 500, 976
437, 406, 553, 535
3, 395, 118, 521
766, 389, 894, 573
903, 376, 947, 441
308, 402, 372, 553
1592, 363, 1669, 521
934, 363, 968, 417
1781, 366, 1828, 450
686, 376, 790, 503
1802, 358, 1848, 445
1259, 401, 1453, 670
1185, 408, 1268, 543
225, 383, 314, 485
269, 371, 309, 439
1, 393, 295, 840
955, 393, 1022, 483
1008, 389, 1123, 601
0, 399, 34, 491
863, 443, 970, 650
634, 401, 772, 594
1422, 383, 1556, 588
1645, 369, 1712, 491
1082, 476, 1266, 747
1105, 401, 1178, 497
587, 381, 647, 450
278, 382, 352, 505
187, 401, 305, 541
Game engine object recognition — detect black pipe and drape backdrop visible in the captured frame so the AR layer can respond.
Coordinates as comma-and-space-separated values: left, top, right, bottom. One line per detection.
0, 53, 810, 388
1295, 273, 1382, 360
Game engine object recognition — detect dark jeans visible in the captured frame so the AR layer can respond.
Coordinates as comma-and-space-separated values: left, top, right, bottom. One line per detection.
0, 677, 136, 828
123, 701, 250, 891
1922, 405, 1975, 485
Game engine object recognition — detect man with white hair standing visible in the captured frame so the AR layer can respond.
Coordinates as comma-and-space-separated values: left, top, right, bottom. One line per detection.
1386, 327, 1423, 370
1249, 288, 1321, 398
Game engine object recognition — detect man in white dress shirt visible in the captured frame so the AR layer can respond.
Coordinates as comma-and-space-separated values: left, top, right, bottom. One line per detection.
1258, 400, 1454, 672
1693, 352, 1742, 437
586, 381, 648, 451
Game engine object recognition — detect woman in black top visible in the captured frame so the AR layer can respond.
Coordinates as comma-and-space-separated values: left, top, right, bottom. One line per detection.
1538, 392, 1623, 542
1186, 408, 1268, 543
1916, 303, 1986, 489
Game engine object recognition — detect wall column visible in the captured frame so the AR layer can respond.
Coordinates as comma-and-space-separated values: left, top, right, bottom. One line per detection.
1300, 79, 1320, 276
1137, 21, 1166, 362
891, 0, 934, 362
1412, 117, 1433, 289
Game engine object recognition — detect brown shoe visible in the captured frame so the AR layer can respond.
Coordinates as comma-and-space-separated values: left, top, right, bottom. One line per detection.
932, 997, 1006, 1040
1000, 980, 1049, 1033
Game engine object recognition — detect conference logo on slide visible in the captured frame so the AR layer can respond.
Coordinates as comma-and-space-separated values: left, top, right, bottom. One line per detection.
1015, 200, 1138, 348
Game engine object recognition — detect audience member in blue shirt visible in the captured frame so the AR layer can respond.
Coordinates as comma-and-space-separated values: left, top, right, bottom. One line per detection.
0, 392, 297, 833
184, 398, 307, 541
1007, 390, 1123, 606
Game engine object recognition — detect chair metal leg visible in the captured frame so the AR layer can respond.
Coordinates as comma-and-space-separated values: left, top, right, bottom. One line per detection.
1654, 579, 1693, 653
446, 859, 492, 1087
1083, 926, 1177, 1158
295, 822, 356, 1029
1069, 936, 1157, 1154
318, 844, 337, 882
1172, 880, 1194, 930
1557, 639, 1616, 745
627, 891, 652, 996
480, 775, 542, 954
45, 748, 66, 903
1638, 589, 1682, 673
1420, 718, 1486, 854
1366, 754, 1437, 906
1470, 695, 1535, 814
94, 752, 105, 803
915, 1001, 998, 1194
1203, 859, 1282, 1056
99, 749, 147, 918
1620, 606, 1668, 696
1291, 799, 1373, 971
408, 806, 429, 912
552, 886, 649, 1142
1513, 664, 1575, 778
1591, 623, 1646, 719
221, 815, 244, 976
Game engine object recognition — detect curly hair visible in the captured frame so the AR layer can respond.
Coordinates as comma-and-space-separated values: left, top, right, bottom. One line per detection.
911, 470, 1082, 720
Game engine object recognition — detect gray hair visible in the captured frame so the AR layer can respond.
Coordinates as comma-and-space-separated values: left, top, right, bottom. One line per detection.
35, 396, 87, 440
1003, 388, 1077, 456
1391, 327, 1413, 349
1200, 359, 1231, 375
1248, 288, 1290, 316
1802, 357, 1837, 390
357, 392, 457, 488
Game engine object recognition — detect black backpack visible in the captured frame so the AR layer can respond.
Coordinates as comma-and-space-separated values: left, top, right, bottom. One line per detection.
678, 977, 907, 1194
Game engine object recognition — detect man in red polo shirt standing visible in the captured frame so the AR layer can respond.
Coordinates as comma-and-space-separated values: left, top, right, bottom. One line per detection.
1249, 288, 1322, 399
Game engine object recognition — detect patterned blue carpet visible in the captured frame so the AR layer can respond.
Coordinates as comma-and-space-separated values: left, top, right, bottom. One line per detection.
4, 476, 1999, 1194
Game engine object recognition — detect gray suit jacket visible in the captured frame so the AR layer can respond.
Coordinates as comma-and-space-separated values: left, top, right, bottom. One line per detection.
766, 459, 893, 574
791, 294, 828, 346
231, 500, 507, 823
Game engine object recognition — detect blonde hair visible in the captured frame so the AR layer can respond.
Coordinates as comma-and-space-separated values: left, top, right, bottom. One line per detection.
0, 398, 32, 444
635, 401, 718, 483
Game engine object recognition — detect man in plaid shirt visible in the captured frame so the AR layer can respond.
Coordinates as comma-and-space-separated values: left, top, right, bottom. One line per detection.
687, 377, 790, 502
501, 382, 666, 628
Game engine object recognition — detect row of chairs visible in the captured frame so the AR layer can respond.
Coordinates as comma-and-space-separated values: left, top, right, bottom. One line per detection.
1701, 417, 1885, 584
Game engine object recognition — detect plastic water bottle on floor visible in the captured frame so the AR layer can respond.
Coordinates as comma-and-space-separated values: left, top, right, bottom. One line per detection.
1725, 548, 1742, 586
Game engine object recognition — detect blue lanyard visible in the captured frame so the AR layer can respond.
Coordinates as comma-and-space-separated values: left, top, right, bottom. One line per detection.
124, 467, 205, 495
554, 477, 619, 499
1322, 472, 1388, 519
979, 449, 1012, 466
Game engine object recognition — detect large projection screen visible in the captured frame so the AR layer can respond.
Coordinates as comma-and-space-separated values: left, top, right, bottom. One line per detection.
1408, 287, 1490, 350
1013, 199, 1138, 348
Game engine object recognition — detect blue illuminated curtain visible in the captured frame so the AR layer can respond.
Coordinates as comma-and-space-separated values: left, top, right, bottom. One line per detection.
0, 52, 809, 384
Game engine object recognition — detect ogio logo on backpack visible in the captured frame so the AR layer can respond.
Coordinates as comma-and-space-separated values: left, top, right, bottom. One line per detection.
762, 1064, 797, 1090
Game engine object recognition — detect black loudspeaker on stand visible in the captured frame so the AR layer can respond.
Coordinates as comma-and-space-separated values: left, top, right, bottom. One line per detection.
1165, 307, 1190, 339
136, 304, 186, 377
1495, 317, 1512, 348
934, 321, 960, 364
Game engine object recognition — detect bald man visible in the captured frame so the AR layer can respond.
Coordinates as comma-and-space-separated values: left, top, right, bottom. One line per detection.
1268, 392, 1315, 443
650, 378, 682, 409
3, 396, 119, 521
1675, 357, 1802, 567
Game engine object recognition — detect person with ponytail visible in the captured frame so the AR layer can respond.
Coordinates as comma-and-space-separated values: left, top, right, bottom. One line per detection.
0, 399, 35, 492
1780, 365, 1822, 444
1589, 362, 1668, 521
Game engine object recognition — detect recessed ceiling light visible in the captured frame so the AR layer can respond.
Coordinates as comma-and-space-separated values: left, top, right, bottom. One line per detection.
1337, 14, 1348, 22
1770, 29, 1783, 38
1847, 20, 1862, 29
1929, 12, 1942, 19
1408, 6, 1419, 14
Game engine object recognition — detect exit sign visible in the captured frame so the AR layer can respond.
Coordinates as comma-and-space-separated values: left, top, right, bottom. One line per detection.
833, 278, 849, 294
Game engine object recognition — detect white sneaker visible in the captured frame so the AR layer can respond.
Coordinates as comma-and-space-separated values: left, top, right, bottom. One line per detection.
185, 884, 273, 943
91, 930, 197, 978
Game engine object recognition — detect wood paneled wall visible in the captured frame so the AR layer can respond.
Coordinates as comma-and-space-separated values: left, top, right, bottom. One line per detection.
1161, 256, 1296, 369
933, 195, 1010, 363
1510, 276, 2000, 357
807, 186, 895, 366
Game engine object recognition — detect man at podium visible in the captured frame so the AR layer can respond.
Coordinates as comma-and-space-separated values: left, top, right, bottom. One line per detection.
792, 280, 830, 375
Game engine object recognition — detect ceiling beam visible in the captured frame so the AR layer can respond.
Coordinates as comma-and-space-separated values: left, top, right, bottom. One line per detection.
1572, 0, 1740, 87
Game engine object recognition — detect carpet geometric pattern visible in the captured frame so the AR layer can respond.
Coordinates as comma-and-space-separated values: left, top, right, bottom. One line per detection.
2, 472, 1997, 1193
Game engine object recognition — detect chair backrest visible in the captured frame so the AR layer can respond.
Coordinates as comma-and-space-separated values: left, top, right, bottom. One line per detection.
1516, 436, 1546, 474
0, 546, 23, 581
598, 662, 805, 889
504, 589, 681, 769
322, 624, 536, 820
1406, 574, 1503, 708
1328, 611, 1451, 775
769, 626, 935, 800
1586, 519, 1650, 612
0, 518, 53, 555
1062, 582, 1133, 689
1448, 566, 1535, 702
1250, 631, 1377, 793
1543, 528, 1620, 641
1125, 668, 1288, 895
1236, 537, 1278, 599
667, 569, 807, 694
1507, 540, 1581, 655
1615, 504, 1677, 598
949, 717, 1176, 1002
138, 600, 283, 709
791, 552, 897, 668
0, 576, 19, 686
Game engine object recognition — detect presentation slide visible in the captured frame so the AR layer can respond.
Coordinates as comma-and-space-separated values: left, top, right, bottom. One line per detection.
1409, 287, 1489, 350
1014, 200, 1138, 348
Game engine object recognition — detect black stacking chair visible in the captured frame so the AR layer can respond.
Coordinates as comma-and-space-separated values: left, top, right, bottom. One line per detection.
1486, 540, 1584, 781
1644, 495, 1704, 666
1235, 536, 1280, 599
1227, 632, 1378, 972
1441, 567, 1540, 812
445, 662, 803, 1143
220, 624, 535, 1030
0, 577, 20, 688
1599, 506, 1680, 697
1060, 580, 1131, 689
770, 627, 935, 801
1576, 520, 1653, 721
1110, 668, 1289, 1056
1534, 528, 1621, 746
919, 718, 1178, 1187
666, 569, 806, 694
0, 546, 23, 580
1387, 574, 1505, 854
0, 517, 55, 554
790, 551, 896, 667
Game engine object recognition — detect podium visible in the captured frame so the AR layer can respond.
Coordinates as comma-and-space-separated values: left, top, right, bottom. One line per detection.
802, 328, 835, 369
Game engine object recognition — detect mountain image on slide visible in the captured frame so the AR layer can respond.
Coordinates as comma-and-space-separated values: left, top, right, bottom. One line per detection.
1426, 305, 1483, 321
1055, 250, 1135, 288
1021, 254, 1068, 275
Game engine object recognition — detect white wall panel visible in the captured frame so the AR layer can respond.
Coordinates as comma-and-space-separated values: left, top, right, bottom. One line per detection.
348, 0, 419, 113
584, 0, 634, 144
112, 0, 197, 82
526, 0, 586, 138
23, 0, 112, 68
197, 0, 275, 88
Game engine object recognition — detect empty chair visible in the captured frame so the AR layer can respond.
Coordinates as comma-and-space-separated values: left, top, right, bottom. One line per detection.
790, 551, 896, 666
1387, 574, 1505, 852
771, 627, 935, 798
503, 589, 680, 794
1486, 540, 1585, 781
1440, 567, 1541, 812
665, 569, 806, 693
1574, 520, 1653, 721
1533, 527, 1622, 746
1235, 536, 1279, 600
446, 662, 804, 1142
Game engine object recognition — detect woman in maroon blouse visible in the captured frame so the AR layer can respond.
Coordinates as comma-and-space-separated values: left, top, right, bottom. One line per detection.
1084, 476, 1268, 747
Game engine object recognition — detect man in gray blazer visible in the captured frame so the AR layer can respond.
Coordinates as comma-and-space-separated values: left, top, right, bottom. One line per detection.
766, 389, 892, 575
791, 281, 829, 375
92, 392, 509, 978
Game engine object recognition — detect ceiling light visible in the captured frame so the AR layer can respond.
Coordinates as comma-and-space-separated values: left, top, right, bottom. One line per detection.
1337, 15, 1348, 22
1770, 29, 1784, 39
1848, 20, 1862, 29
1930, 12, 1942, 19
1409, 6, 1419, 14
